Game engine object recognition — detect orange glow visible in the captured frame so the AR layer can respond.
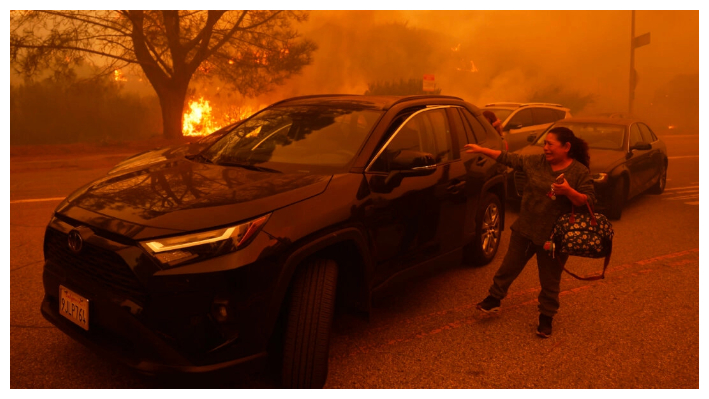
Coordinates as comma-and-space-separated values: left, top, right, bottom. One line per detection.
183, 98, 222, 137
182, 98, 259, 137
668, 125, 676, 129
113, 69, 127, 82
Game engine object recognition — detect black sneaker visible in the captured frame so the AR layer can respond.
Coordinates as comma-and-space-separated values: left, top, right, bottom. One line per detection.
476, 295, 501, 313
536, 314, 553, 338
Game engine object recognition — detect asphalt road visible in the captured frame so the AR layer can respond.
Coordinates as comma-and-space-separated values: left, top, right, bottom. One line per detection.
9, 134, 700, 388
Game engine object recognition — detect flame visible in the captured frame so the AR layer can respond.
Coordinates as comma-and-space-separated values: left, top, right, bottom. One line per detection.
456, 60, 478, 72
183, 98, 222, 137
668, 125, 676, 129
452, 43, 461, 52
113, 69, 127, 82
182, 98, 259, 137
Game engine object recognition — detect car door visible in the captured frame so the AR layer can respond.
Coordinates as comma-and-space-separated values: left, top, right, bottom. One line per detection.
363, 107, 467, 286
638, 122, 665, 188
504, 108, 537, 152
455, 107, 502, 244
625, 123, 654, 197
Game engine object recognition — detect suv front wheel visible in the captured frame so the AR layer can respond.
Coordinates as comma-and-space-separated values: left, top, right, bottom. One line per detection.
463, 192, 502, 265
281, 258, 338, 388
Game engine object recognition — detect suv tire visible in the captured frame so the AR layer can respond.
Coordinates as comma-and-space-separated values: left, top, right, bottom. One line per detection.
463, 193, 502, 265
282, 258, 338, 388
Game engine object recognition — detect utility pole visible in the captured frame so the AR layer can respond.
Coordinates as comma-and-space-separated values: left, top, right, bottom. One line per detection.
628, 10, 635, 115
629, 10, 651, 115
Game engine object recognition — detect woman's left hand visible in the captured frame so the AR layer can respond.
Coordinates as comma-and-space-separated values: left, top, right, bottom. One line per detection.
552, 179, 573, 196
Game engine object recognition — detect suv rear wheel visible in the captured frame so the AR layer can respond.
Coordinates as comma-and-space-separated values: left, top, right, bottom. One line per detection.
282, 259, 338, 388
463, 193, 502, 265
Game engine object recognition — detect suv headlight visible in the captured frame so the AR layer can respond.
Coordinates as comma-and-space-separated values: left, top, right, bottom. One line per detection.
140, 214, 270, 268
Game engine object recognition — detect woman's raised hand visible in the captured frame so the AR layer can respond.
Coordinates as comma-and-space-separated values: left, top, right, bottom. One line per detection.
464, 143, 482, 153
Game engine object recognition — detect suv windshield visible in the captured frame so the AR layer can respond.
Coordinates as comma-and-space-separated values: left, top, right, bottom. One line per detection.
534, 122, 626, 151
202, 106, 383, 169
484, 108, 514, 123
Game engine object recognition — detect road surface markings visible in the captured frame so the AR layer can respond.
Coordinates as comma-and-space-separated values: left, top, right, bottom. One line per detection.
667, 155, 699, 160
10, 197, 66, 204
331, 248, 698, 360
664, 186, 698, 191
662, 185, 699, 204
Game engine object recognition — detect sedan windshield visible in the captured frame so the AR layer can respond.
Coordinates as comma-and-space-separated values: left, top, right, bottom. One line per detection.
534, 122, 626, 151
202, 106, 383, 169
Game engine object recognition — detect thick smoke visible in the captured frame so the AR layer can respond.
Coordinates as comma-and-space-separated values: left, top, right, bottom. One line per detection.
243, 10, 698, 133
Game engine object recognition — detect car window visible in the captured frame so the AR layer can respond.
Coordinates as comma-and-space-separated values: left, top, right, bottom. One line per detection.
531, 108, 558, 125
457, 108, 479, 143
507, 109, 533, 129
534, 122, 625, 151
554, 109, 568, 120
629, 124, 643, 147
460, 108, 495, 144
638, 123, 655, 143
369, 108, 452, 172
423, 109, 453, 163
204, 106, 383, 168
447, 107, 469, 149
484, 108, 514, 123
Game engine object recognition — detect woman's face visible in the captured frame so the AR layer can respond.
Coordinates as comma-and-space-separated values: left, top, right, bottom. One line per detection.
543, 132, 571, 164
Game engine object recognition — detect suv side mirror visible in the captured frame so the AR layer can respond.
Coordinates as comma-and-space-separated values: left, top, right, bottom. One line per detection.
389, 150, 437, 176
507, 123, 523, 131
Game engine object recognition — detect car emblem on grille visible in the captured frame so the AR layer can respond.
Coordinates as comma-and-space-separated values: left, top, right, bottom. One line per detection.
68, 230, 83, 253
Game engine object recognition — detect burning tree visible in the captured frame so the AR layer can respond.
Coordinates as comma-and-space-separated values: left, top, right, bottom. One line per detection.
10, 10, 317, 139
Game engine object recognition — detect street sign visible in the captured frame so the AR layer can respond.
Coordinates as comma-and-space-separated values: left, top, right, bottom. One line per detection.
423, 74, 435, 92
634, 32, 651, 48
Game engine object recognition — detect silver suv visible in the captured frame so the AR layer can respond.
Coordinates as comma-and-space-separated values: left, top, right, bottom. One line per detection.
483, 103, 571, 152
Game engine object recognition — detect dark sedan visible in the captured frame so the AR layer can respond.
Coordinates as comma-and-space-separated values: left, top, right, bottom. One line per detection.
508, 117, 668, 219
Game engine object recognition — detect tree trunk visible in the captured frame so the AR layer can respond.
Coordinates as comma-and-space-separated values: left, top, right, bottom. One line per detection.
157, 83, 189, 139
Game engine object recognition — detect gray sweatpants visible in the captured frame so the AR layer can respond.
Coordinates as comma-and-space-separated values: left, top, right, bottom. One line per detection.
488, 231, 566, 317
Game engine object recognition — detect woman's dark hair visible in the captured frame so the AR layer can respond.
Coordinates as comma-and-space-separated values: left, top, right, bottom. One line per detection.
482, 110, 498, 124
548, 126, 590, 168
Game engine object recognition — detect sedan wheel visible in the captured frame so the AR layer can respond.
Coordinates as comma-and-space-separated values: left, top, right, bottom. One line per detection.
649, 164, 667, 194
607, 178, 626, 220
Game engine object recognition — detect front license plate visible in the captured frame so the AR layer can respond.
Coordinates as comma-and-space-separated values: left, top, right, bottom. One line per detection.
59, 285, 89, 331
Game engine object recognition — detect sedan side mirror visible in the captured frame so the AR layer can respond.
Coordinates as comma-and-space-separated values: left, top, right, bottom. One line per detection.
630, 142, 652, 151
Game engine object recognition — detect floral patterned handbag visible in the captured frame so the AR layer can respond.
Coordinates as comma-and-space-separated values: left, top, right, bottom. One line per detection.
548, 201, 614, 281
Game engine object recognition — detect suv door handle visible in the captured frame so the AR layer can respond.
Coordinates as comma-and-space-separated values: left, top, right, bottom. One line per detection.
447, 180, 466, 193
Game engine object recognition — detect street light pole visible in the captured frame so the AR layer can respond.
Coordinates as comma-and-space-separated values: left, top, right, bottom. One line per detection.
628, 10, 651, 116
629, 10, 635, 115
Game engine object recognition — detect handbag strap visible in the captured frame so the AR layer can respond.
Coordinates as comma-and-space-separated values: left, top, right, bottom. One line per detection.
556, 240, 612, 281
568, 199, 598, 226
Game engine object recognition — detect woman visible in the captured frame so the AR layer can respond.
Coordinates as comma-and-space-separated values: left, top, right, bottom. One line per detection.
464, 126, 595, 338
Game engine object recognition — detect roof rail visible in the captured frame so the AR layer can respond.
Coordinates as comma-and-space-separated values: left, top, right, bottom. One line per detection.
390, 94, 463, 108
519, 103, 565, 108
485, 102, 523, 107
268, 94, 362, 107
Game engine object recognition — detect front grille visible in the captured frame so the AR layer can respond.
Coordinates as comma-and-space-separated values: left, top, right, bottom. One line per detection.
513, 171, 528, 196
44, 228, 147, 301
